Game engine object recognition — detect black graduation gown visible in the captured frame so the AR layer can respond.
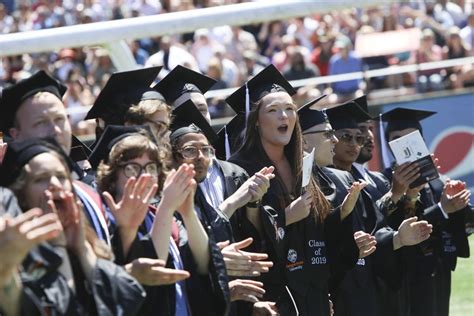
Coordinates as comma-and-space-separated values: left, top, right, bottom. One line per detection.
323, 167, 399, 316
229, 151, 297, 315
0, 188, 146, 316
18, 244, 146, 316
382, 169, 471, 316
111, 212, 230, 316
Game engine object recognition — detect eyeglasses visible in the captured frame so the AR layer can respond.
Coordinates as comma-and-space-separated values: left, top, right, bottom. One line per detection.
177, 145, 215, 159
302, 129, 336, 139
119, 162, 160, 178
145, 119, 170, 136
336, 132, 366, 146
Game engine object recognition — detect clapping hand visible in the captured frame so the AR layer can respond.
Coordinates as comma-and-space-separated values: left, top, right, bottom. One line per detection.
217, 238, 273, 277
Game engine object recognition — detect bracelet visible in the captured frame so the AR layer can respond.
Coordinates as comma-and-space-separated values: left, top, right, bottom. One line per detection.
246, 200, 261, 208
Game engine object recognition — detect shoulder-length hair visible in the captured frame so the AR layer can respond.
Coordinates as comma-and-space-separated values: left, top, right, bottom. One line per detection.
237, 95, 331, 222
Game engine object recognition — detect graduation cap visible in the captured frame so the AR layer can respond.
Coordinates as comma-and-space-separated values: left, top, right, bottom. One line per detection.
169, 99, 218, 144
326, 101, 372, 130
225, 64, 296, 116
214, 114, 246, 160
0, 137, 72, 187
297, 95, 329, 132
84, 66, 163, 122
0, 71, 67, 133
153, 65, 216, 107
88, 125, 153, 169
70, 135, 92, 162
381, 107, 436, 138
352, 95, 368, 113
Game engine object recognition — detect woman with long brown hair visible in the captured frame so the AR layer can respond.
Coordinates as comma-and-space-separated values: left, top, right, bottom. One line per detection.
226, 65, 338, 315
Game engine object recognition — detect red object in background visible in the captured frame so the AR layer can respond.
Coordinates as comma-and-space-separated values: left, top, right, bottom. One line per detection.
432, 131, 473, 175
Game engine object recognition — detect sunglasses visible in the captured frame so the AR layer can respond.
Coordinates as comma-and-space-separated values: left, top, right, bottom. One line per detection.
302, 129, 336, 139
119, 162, 160, 178
335, 132, 366, 146
177, 145, 215, 159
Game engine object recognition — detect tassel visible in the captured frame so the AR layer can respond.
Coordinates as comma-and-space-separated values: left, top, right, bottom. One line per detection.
224, 126, 231, 161
245, 82, 250, 124
379, 113, 393, 168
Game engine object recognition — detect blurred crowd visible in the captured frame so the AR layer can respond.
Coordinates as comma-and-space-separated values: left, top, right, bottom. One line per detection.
1, 0, 474, 136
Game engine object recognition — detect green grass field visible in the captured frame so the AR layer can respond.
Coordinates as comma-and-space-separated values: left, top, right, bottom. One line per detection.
450, 236, 474, 315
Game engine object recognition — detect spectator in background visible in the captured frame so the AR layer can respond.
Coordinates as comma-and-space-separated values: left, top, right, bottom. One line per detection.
222, 26, 258, 66
283, 46, 320, 81
88, 49, 117, 90
258, 21, 285, 58
242, 50, 264, 80
328, 39, 364, 98
207, 57, 229, 117
130, 40, 150, 66
310, 34, 334, 77
413, 28, 445, 92
286, 17, 318, 51
213, 46, 240, 87
460, 12, 474, 55
146, 36, 199, 76
192, 28, 225, 73
0, 3, 14, 33
434, 0, 466, 28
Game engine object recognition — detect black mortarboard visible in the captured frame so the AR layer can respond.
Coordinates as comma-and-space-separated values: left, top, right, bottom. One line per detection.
88, 125, 153, 169
326, 101, 372, 130
225, 64, 296, 115
0, 71, 67, 133
297, 95, 329, 131
153, 65, 216, 106
214, 114, 246, 160
0, 137, 72, 187
70, 135, 92, 162
352, 95, 368, 113
169, 100, 218, 144
381, 107, 436, 138
84, 66, 163, 122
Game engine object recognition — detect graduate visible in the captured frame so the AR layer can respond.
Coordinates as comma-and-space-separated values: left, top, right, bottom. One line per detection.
324, 102, 434, 316
0, 71, 111, 244
227, 64, 336, 314
0, 138, 146, 315
381, 107, 471, 316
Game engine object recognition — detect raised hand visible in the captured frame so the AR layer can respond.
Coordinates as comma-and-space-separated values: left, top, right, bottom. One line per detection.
440, 186, 471, 214
217, 238, 273, 277
125, 258, 190, 286
394, 216, 433, 250
444, 179, 467, 197
0, 208, 62, 274
341, 181, 368, 219
46, 189, 85, 254
220, 166, 275, 216
103, 174, 158, 229
354, 231, 377, 258
286, 191, 312, 225
160, 164, 196, 213
391, 162, 420, 201
229, 279, 266, 302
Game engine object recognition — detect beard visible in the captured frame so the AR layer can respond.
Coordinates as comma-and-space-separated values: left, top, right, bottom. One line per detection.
356, 147, 373, 164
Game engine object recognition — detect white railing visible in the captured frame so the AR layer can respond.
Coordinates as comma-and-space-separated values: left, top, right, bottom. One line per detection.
0, 0, 389, 70
64, 56, 474, 120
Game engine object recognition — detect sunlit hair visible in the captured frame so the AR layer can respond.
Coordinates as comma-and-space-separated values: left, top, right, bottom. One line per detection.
237, 95, 331, 222
10, 150, 113, 260
96, 133, 169, 198
124, 99, 171, 126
